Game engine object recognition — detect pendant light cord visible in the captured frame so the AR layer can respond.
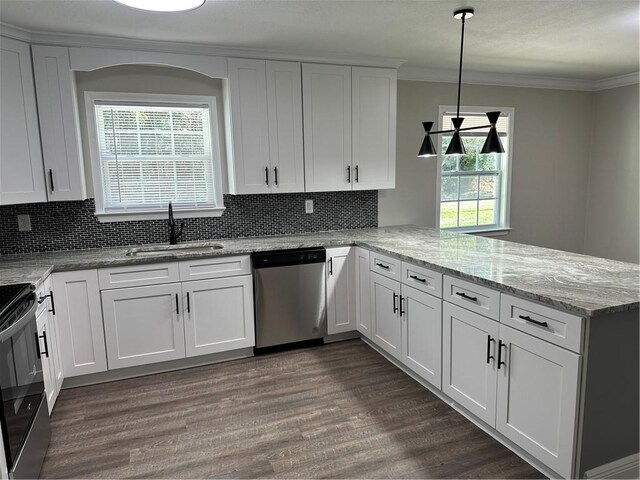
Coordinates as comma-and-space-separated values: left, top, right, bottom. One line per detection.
456, 12, 466, 119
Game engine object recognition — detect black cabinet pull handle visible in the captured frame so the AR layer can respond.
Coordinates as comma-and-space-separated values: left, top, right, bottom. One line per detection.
375, 262, 390, 270
40, 331, 49, 358
48, 169, 55, 192
328, 257, 333, 276
347, 165, 351, 183
486, 335, 495, 364
355, 165, 359, 183
497, 340, 506, 369
274, 166, 278, 186
186, 292, 191, 313
37, 291, 56, 315
265, 166, 269, 186
456, 291, 478, 302
34, 332, 41, 359
409, 274, 426, 283
519, 315, 548, 328
399, 295, 405, 317
175, 293, 180, 315
392, 292, 398, 314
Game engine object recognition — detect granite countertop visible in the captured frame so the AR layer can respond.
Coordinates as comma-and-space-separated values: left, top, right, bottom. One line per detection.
0, 225, 638, 317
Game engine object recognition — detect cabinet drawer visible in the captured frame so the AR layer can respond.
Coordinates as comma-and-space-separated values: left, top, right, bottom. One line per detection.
443, 275, 500, 320
401, 262, 442, 298
179, 255, 251, 281
98, 262, 180, 289
500, 294, 584, 353
369, 252, 400, 281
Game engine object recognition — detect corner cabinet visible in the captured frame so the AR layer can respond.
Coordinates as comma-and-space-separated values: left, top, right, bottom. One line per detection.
0, 37, 47, 205
326, 247, 356, 334
226, 58, 304, 194
32, 46, 86, 201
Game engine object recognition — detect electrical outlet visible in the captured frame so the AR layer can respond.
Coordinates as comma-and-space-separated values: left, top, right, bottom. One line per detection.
17, 214, 31, 232
305, 199, 314, 214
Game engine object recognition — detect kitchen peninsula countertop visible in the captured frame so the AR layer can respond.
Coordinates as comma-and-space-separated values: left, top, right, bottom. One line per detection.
0, 225, 638, 317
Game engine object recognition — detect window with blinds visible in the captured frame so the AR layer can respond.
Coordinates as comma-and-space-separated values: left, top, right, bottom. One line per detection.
89, 95, 221, 215
438, 108, 513, 232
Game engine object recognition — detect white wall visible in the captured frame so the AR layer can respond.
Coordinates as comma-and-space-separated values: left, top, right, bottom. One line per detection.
583, 84, 639, 264
379, 80, 594, 254
75, 65, 228, 197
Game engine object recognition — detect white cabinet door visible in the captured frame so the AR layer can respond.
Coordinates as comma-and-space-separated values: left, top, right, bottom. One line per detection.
36, 309, 57, 414
302, 64, 352, 192
401, 284, 442, 389
53, 270, 107, 377
102, 283, 186, 369
496, 324, 580, 479
326, 247, 356, 335
352, 67, 396, 190
442, 301, 499, 426
227, 58, 271, 194
44, 275, 64, 395
355, 247, 371, 338
32, 46, 86, 201
183, 275, 255, 357
0, 37, 46, 205
266, 61, 304, 193
370, 272, 401, 360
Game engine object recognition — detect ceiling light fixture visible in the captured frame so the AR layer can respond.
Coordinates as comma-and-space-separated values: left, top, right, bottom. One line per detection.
418, 8, 505, 158
113, 0, 205, 13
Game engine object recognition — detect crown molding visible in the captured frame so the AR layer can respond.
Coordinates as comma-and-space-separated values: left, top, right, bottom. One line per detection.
0, 22, 406, 69
593, 72, 640, 91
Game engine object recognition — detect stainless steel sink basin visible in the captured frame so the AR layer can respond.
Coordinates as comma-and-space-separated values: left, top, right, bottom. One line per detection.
126, 244, 223, 257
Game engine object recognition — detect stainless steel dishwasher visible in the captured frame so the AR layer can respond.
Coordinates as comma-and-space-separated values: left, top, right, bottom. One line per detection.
252, 248, 326, 350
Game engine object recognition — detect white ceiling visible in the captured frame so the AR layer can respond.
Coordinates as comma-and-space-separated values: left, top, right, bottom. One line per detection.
1, 0, 638, 81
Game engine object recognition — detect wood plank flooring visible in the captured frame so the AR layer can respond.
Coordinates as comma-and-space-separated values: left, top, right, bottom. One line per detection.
40, 340, 545, 479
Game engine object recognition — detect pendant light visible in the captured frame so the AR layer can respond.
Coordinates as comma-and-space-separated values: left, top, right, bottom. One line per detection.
113, 0, 205, 12
418, 8, 505, 158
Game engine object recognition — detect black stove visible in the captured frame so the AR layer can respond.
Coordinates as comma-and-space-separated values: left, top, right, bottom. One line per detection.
0, 283, 32, 318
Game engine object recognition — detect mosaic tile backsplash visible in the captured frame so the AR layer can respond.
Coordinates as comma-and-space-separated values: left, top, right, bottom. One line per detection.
0, 192, 378, 255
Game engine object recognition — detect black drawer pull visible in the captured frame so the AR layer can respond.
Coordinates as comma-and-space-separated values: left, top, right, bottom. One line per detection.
265, 166, 269, 186
497, 340, 506, 369
187, 292, 191, 313
456, 291, 478, 302
375, 262, 390, 270
273, 166, 278, 186
355, 165, 359, 183
38, 291, 56, 315
392, 292, 398, 314
399, 295, 405, 317
175, 293, 180, 315
409, 274, 426, 283
34, 332, 42, 359
347, 165, 351, 183
519, 315, 548, 328
328, 257, 333, 276
486, 335, 495, 364
49, 169, 55, 192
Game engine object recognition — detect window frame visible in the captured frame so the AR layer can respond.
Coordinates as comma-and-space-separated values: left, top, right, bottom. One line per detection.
84, 91, 225, 222
435, 105, 515, 235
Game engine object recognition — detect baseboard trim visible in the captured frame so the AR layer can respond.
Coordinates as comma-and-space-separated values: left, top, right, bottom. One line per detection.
584, 453, 640, 479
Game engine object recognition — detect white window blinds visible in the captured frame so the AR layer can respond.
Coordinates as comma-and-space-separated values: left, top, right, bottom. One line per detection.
94, 102, 217, 212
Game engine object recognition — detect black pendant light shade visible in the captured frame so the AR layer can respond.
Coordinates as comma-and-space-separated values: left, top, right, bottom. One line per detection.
480, 111, 505, 154
445, 117, 466, 156
418, 122, 437, 157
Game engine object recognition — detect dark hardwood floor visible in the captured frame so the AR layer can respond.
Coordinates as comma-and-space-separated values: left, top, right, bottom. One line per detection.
40, 340, 545, 479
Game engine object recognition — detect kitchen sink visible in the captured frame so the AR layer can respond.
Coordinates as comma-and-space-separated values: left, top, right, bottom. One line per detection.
126, 244, 224, 257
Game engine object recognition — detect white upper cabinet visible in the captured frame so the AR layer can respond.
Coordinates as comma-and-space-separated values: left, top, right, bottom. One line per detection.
227, 59, 304, 194
0, 37, 47, 205
352, 67, 396, 190
302, 63, 352, 192
266, 61, 304, 193
32, 45, 86, 201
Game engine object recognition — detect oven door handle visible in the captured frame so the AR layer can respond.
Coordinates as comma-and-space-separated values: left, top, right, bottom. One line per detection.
0, 300, 38, 343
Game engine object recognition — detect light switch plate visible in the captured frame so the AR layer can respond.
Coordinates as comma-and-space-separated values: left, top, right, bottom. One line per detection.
17, 214, 31, 232
305, 199, 314, 214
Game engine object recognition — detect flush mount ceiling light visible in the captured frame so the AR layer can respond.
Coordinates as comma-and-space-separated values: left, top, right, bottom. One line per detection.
418, 8, 505, 158
113, 0, 205, 12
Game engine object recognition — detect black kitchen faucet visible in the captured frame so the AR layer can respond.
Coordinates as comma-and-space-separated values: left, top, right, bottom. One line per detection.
168, 202, 184, 245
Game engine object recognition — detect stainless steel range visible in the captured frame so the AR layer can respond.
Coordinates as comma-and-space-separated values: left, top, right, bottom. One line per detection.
0, 283, 50, 479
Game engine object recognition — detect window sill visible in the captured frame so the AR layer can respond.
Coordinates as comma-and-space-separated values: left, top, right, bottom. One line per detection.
95, 207, 226, 223
468, 227, 512, 237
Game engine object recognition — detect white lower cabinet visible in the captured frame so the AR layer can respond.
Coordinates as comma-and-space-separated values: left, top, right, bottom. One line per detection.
496, 324, 580, 478
442, 301, 499, 426
401, 284, 442, 389
36, 308, 58, 414
53, 269, 108, 377
355, 247, 371, 338
326, 247, 356, 334
101, 283, 186, 369
183, 275, 255, 357
370, 271, 401, 360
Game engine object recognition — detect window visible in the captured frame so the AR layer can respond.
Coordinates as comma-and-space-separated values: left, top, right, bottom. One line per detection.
85, 92, 224, 221
437, 106, 513, 233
